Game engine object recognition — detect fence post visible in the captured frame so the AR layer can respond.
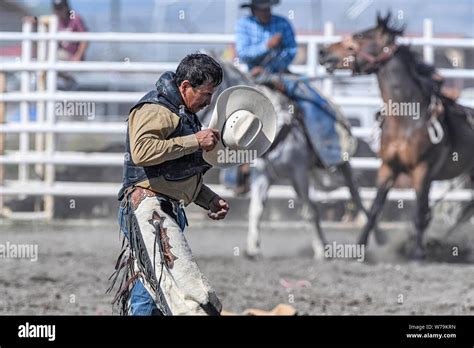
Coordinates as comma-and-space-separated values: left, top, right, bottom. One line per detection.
35, 17, 48, 181
0, 73, 5, 214
44, 15, 58, 220
322, 21, 334, 95
307, 39, 318, 78
19, 18, 33, 197
423, 18, 434, 64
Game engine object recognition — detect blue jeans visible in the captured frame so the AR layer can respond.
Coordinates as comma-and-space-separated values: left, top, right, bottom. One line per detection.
117, 198, 187, 316
283, 78, 342, 167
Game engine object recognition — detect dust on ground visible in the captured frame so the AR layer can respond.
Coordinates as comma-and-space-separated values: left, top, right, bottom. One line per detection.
0, 219, 473, 315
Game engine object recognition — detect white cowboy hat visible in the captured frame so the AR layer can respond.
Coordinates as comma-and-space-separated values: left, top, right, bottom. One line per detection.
203, 85, 277, 168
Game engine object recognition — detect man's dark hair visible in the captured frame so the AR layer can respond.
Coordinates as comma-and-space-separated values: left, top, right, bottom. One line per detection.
174, 54, 223, 88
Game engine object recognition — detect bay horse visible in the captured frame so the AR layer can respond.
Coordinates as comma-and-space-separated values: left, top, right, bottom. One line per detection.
320, 13, 474, 259
199, 54, 371, 259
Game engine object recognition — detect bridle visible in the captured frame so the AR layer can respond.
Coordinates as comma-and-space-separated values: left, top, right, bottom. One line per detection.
352, 41, 399, 74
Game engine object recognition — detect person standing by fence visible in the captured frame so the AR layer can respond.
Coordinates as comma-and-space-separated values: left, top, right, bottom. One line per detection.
51, 0, 88, 89
53, 0, 88, 62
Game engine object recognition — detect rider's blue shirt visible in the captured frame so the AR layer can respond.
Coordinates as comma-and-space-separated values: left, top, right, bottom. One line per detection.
235, 15, 297, 73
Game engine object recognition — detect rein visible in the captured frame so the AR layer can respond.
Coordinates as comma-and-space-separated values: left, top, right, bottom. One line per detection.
354, 43, 399, 73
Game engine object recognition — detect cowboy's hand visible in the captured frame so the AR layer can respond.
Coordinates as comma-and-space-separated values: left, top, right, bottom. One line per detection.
208, 197, 229, 220
196, 129, 220, 151
267, 33, 282, 49
250, 66, 264, 77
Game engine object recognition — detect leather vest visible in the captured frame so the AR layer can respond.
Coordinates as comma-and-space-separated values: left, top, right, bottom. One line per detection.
118, 72, 211, 201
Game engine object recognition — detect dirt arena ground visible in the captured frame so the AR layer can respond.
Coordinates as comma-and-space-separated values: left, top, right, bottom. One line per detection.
0, 218, 473, 315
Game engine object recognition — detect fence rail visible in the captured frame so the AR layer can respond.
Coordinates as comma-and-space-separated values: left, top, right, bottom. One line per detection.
1, 181, 472, 202
1, 31, 473, 47
0, 16, 473, 220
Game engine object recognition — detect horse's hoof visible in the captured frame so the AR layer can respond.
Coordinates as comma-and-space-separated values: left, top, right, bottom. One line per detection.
244, 250, 263, 261
312, 241, 326, 260
313, 251, 325, 261
374, 228, 388, 245
413, 247, 426, 261
357, 237, 368, 246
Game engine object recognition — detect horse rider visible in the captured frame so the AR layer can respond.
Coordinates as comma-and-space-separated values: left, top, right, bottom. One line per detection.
109, 54, 229, 315
235, 0, 344, 168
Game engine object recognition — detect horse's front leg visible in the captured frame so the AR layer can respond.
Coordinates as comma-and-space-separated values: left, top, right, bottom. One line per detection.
338, 161, 367, 215
358, 163, 397, 246
246, 170, 270, 259
338, 161, 388, 245
306, 200, 327, 260
412, 163, 432, 260
291, 170, 327, 260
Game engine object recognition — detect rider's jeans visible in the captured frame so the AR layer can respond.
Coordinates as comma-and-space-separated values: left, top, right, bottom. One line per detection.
282, 78, 342, 167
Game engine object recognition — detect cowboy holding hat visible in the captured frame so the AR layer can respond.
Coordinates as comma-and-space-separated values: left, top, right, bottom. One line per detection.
109, 53, 276, 316
204, 85, 276, 168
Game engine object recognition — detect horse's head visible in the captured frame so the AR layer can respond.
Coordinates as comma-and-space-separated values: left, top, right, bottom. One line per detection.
320, 12, 404, 74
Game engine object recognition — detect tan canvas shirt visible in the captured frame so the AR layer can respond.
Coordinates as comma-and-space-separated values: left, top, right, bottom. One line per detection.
128, 103, 218, 209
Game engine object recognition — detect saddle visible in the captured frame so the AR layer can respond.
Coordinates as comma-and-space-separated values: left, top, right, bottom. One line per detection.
252, 70, 289, 94
254, 75, 352, 168
254, 82, 326, 167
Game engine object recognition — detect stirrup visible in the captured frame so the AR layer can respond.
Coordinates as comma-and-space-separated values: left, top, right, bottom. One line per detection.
427, 116, 444, 144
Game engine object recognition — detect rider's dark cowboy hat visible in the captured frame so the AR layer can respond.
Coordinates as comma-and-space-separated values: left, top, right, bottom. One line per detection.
53, 0, 69, 9
240, 0, 280, 9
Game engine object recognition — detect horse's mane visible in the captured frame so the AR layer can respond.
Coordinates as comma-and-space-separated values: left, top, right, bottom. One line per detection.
375, 13, 441, 99
395, 45, 441, 99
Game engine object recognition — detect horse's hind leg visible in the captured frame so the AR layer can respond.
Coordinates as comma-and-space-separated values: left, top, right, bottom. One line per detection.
246, 171, 270, 258
358, 164, 397, 246
444, 201, 474, 237
291, 170, 327, 260
444, 171, 474, 237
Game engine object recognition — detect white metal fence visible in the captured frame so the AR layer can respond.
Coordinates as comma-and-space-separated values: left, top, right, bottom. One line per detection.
0, 16, 473, 219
